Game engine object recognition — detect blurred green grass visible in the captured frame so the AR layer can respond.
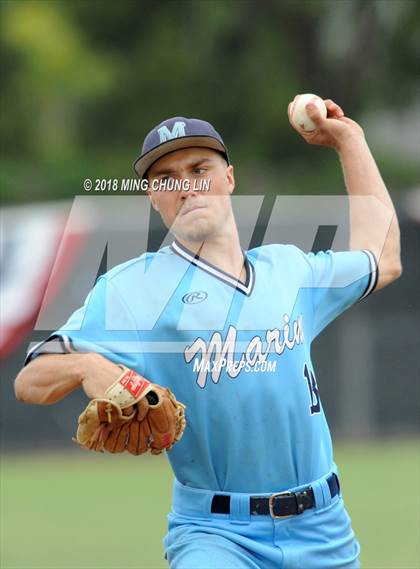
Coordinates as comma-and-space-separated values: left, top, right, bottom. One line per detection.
1, 440, 418, 569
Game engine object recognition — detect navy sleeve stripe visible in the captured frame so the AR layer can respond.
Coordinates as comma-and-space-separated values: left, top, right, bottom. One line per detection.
359, 250, 379, 301
24, 334, 75, 366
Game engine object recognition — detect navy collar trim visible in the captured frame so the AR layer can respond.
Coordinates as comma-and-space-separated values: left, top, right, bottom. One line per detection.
170, 240, 255, 296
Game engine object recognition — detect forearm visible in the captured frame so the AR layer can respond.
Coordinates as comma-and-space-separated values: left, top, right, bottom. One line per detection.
337, 134, 402, 287
14, 354, 84, 405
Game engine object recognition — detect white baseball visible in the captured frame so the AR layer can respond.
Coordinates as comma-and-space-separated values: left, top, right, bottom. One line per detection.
290, 93, 327, 132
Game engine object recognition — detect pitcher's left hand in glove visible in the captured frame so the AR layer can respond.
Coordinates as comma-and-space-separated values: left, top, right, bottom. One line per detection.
74, 366, 186, 455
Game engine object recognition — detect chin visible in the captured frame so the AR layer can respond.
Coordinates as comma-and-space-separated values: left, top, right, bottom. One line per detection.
173, 219, 216, 242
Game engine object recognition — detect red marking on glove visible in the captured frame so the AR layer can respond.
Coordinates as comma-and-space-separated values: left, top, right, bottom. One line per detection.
119, 369, 150, 398
161, 433, 173, 447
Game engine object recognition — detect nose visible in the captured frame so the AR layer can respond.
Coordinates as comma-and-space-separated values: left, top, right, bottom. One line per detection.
180, 179, 199, 199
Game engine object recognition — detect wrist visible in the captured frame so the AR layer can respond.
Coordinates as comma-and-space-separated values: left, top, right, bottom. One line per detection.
73, 352, 96, 387
335, 131, 366, 155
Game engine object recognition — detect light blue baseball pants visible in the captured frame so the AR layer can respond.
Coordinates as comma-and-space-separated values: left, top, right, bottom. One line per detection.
163, 473, 360, 568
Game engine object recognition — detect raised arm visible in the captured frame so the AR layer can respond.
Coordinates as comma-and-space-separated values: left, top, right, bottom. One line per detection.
288, 95, 402, 291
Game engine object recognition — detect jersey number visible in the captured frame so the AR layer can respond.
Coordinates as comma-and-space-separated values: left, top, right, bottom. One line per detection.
303, 363, 320, 415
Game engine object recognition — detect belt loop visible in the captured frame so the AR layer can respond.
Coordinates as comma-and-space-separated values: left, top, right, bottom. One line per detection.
310, 479, 326, 509
320, 475, 333, 507
229, 493, 251, 524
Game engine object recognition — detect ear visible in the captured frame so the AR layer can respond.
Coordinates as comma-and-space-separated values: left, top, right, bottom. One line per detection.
226, 165, 235, 195
147, 190, 159, 212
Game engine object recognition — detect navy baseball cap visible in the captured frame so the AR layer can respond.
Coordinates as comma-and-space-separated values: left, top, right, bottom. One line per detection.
133, 117, 229, 179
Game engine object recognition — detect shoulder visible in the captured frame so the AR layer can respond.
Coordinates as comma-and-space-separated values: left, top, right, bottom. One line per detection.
247, 243, 311, 267
94, 245, 184, 305
248, 244, 348, 270
101, 246, 174, 285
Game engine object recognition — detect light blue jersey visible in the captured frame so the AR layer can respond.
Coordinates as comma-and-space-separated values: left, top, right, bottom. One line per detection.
27, 241, 377, 494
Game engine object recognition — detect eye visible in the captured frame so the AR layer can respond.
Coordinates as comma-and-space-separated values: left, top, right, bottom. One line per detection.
193, 167, 206, 175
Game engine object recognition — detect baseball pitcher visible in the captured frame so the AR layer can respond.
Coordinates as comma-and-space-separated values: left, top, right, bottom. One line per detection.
15, 98, 402, 568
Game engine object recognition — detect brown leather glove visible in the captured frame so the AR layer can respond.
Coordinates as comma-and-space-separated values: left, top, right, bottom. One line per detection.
74, 366, 186, 455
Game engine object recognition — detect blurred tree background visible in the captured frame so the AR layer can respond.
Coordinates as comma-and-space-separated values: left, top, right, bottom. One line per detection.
1, 0, 418, 204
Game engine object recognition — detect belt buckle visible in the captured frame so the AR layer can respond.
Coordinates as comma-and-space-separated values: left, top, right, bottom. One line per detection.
268, 491, 295, 519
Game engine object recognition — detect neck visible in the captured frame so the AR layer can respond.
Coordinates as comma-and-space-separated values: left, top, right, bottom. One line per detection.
175, 223, 246, 283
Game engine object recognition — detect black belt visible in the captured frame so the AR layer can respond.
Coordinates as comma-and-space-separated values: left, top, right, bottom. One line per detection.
211, 473, 339, 519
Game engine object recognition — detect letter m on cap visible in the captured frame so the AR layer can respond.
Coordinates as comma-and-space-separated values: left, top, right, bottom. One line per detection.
157, 121, 186, 143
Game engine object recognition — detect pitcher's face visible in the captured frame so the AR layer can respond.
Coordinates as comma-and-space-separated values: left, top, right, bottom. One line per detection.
147, 147, 235, 242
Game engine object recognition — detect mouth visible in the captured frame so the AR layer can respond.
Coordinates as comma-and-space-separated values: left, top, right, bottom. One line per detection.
180, 203, 207, 216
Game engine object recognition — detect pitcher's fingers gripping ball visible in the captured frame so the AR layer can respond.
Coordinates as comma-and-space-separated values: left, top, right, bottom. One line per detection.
289, 93, 327, 132
74, 366, 186, 455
